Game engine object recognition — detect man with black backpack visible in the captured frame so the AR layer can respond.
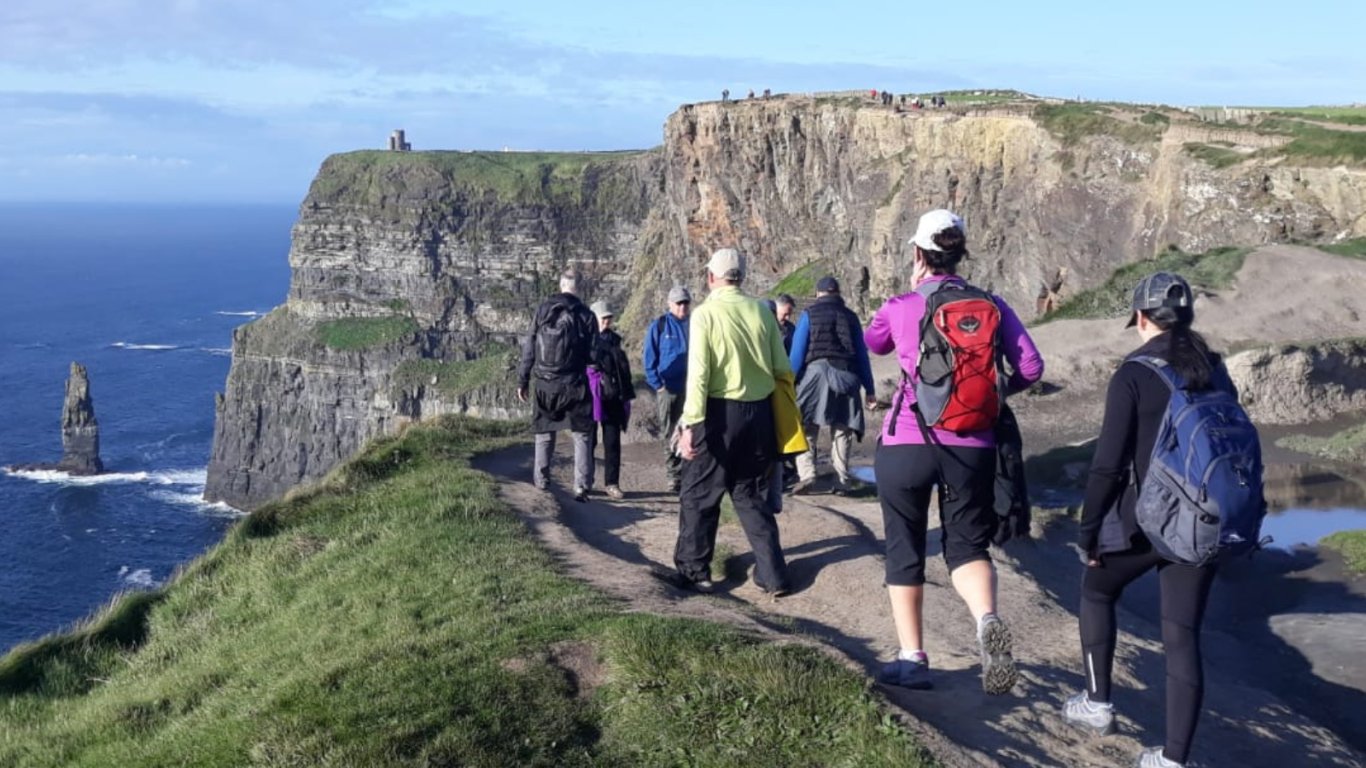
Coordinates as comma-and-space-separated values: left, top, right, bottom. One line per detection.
517, 270, 598, 502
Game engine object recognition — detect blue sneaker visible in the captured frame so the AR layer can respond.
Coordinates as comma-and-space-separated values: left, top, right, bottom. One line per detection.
877, 653, 933, 690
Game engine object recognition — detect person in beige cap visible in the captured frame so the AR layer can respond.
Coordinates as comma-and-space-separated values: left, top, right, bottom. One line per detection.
587, 300, 635, 500
643, 284, 692, 491
656, 248, 793, 595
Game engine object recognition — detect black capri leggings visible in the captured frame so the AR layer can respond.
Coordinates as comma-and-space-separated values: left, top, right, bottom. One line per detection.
875, 442, 995, 586
1079, 541, 1217, 765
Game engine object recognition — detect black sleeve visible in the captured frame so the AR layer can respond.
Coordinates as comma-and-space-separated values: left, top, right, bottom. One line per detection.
517, 306, 542, 389
1078, 366, 1139, 554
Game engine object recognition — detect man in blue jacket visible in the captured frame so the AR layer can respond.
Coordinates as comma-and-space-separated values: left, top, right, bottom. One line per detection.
643, 285, 691, 492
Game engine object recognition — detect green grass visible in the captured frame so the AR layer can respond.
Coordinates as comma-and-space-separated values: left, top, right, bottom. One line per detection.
1276, 422, 1366, 464
1184, 142, 1245, 168
1251, 118, 1366, 165
0, 417, 936, 767
926, 89, 1030, 104
1038, 245, 1251, 322
769, 262, 827, 299
1321, 530, 1366, 574
1032, 103, 1162, 146
393, 345, 515, 398
317, 316, 419, 350
1318, 237, 1366, 259
1139, 110, 1170, 126
1269, 106, 1366, 126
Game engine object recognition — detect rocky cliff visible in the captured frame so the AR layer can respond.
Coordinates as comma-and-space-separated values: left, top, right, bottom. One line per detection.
207, 95, 1366, 509
60, 362, 103, 474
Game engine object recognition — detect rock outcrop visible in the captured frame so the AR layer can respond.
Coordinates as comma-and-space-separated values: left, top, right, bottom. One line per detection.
8, 362, 104, 475
207, 96, 1366, 510
1227, 339, 1366, 425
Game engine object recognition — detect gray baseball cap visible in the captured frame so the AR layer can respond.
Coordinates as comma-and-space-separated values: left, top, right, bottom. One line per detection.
1126, 271, 1193, 327
667, 285, 692, 304
590, 300, 614, 318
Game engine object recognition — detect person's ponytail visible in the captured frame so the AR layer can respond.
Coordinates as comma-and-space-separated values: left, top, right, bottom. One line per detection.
1143, 306, 1213, 389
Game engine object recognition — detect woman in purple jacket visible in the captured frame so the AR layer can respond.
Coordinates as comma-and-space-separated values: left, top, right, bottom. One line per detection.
864, 209, 1044, 694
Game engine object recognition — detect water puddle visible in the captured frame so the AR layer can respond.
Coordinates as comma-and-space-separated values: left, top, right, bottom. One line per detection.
1261, 508, 1366, 549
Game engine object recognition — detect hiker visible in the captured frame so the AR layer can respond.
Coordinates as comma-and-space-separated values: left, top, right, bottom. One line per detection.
644, 285, 691, 492
722, 88, 730, 102
517, 270, 599, 502
1062, 272, 1255, 768
588, 301, 636, 500
774, 293, 797, 352
788, 276, 876, 495
660, 248, 792, 595
763, 88, 771, 99
865, 209, 1043, 693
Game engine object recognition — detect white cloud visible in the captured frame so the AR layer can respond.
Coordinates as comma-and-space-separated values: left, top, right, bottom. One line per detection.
57, 153, 192, 167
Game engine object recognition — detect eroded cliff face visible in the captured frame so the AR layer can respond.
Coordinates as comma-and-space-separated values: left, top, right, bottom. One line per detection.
208, 98, 1366, 509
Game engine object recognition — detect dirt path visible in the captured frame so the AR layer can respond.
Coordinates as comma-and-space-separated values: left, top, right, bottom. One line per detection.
475, 441, 1362, 768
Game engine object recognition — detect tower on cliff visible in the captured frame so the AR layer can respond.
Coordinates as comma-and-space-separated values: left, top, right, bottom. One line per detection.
388, 129, 412, 151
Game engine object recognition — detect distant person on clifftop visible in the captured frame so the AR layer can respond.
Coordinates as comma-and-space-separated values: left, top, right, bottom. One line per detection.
517, 270, 598, 502
643, 285, 692, 492
1062, 272, 1252, 768
788, 276, 876, 496
865, 209, 1043, 694
656, 249, 792, 596
588, 301, 635, 501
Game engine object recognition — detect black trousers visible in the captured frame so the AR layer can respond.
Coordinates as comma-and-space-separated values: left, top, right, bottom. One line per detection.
675, 397, 787, 591
1079, 542, 1217, 765
593, 422, 622, 486
875, 443, 996, 586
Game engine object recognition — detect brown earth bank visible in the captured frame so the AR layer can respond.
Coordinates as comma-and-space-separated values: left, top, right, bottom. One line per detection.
474, 439, 1363, 767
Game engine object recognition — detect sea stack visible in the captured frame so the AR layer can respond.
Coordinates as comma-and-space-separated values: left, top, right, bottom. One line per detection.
58, 362, 103, 475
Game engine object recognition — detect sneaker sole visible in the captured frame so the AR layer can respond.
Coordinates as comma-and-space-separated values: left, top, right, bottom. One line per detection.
1064, 716, 1117, 737
980, 620, 1018, 695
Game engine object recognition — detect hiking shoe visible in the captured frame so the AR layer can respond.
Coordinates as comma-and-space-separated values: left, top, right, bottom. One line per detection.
977, 613, 1018, 695
1134, 747, 1184, 767
605, 484, 624, 500
572, 487, 588, 502
791, 478, 816, 496
1062, 691, 1117, 736
650, 569, 716, 594
749, 566, 790, 597
667, 477, 681, 493
832, 477, 865, 496
877, 653, 933, 690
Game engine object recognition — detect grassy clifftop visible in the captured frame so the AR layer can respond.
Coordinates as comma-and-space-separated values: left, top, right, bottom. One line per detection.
0, 418, 933, 767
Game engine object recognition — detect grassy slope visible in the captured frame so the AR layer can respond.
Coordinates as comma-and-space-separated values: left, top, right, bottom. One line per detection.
0, 418, 933, 768
1321, 531, 1366, 575
1037, 245, 1250, 323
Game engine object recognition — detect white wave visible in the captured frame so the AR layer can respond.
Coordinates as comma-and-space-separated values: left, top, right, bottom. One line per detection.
117, 566, 160, 589
111, 342, 181, 351
150, 489, 243, 516
200, 347, 233, 357
4, 467, 207, 487
215, 310, 264, 317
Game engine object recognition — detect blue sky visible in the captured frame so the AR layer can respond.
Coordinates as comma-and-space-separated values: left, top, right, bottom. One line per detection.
1, 0, 1362, 203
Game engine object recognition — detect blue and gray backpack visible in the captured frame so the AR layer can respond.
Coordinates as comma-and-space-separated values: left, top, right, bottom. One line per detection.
1130, 356, 1268, 566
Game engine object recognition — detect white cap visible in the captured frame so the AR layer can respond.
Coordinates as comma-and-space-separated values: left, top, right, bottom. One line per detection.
910, 209, 966, 252
706, 248, 744, 280
590, 300, 614, 318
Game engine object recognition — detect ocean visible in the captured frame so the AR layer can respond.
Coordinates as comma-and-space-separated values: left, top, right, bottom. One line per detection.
0, 203, 294, 653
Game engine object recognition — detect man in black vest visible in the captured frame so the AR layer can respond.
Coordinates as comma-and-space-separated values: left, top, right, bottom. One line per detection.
517, 270, 598, 501
788, 276, 876, 495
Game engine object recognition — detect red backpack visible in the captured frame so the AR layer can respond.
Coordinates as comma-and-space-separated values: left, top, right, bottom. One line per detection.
912, 281, 1005, 433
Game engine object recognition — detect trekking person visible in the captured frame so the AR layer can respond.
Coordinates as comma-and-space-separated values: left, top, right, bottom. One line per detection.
865, 209, 1044, 693
517, 270, 599, 502
1062, 272, 1255, 768
588, 301, 635, 500
774, 293, 797, 352
659, 248, 792, 595
643, 285, 691, 492
788, 276, 876, 495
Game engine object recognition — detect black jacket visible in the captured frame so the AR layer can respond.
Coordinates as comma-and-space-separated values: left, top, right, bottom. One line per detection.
517, 293, 596, 390
803, 295, 859, 365
1079, 334, 1234, 556
593, 329, 637, 404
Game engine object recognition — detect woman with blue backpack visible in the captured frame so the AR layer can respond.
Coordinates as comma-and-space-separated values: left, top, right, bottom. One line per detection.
1063, 271, 1264, 768
865, 209, 1044, 694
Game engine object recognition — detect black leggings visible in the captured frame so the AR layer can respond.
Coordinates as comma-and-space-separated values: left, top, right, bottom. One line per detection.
595, 422, 622, 485
1080, 543, 1217, 765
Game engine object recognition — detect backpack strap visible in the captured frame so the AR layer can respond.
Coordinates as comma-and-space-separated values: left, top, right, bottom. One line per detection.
1125, 354, 1181, 392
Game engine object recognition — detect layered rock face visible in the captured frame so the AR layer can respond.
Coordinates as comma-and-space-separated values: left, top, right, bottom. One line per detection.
208, 98, 1366, 509
60, 362, 102, 475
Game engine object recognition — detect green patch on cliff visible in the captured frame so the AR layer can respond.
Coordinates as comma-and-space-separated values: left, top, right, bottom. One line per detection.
0, 417, 936, 767
1039, 245, 1250, 323
1259, 119, 1366, 165
1276, 423, 1366, 464
1318, 237, 1366, 260
1184, 142, 1244, 168
317, 316, 419, 350
1269, 106, 1366, 127
1033, 103, 1162, 146
393, 345, 515, 398
769, 262, 826, 299
1321, 530, 1366, 575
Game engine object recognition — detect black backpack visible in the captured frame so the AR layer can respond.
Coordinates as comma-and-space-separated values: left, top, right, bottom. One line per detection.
533, 300, 586, 380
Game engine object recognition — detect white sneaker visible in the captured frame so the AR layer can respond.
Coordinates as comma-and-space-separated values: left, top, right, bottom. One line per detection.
1135, 747, 1184, 767
1063, 691, 1116, 736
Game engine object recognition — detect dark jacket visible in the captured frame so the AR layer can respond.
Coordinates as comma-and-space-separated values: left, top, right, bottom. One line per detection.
518, 293, 597, 432
779, 319, 796, 353
789, 296, 875, 395
592, 329, 636, 426
1079, 334, 1234, 556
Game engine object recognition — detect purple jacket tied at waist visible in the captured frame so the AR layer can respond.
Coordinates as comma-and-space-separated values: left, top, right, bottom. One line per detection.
587, 366, 632, 425
864, 275, 1044, 447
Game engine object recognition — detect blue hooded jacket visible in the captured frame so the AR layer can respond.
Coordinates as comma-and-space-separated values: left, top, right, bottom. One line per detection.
643, 313, 689, 392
